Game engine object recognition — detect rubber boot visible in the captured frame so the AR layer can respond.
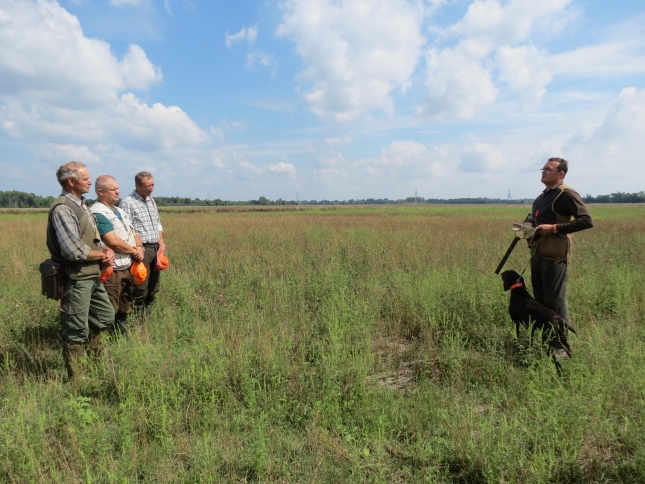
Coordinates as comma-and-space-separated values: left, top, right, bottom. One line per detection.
113, 312, 129, 338
62, 342, 84, 382
88, 327, 109, 357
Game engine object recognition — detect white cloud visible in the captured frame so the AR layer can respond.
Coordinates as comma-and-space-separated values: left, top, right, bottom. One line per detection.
211, 150, 227, 169
496, 44, 551, 110
210, 126, 225, 140
238, 160, 265, 178
315, 168, 347, 183
459, 142, 506, 172
378, 140, 429, 167
550, 41, 645, 78
360, 140, 445, 179
447, 0, 573, 46
277, 0, 426, 121
0, 0, 208, 161
417, 0, 574, 119
36, 143, 101, 164
0, 0, 162, 106
109, 0, 152, 7
564, 87, 645, 188
110, 94, 208, 150
246, 51, 277, 73
325, 134, 353, 146
120, 45, 163, 89
417, 45, 498, 120
316, 149, 345, 167
225, 25, 258, 49
267, 162, 297, 177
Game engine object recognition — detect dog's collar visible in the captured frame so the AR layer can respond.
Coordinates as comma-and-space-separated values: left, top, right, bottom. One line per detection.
509, 282, 524, 291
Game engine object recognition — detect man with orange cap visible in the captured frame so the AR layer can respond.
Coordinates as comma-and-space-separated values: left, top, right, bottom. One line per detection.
91, 175, 144, 335
119, 171, 166, 310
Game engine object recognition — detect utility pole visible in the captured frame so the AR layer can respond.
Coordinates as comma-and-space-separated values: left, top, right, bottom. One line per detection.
415, 188, 418, 203
508, 189, 511, 200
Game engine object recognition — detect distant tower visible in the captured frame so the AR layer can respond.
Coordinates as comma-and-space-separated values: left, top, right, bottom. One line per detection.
297, 191, 299, 205
415, 188, 418, 203
508, 189, 511, 200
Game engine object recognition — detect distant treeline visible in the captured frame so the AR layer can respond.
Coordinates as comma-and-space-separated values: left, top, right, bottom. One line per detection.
1, 190, 643, 208
582, 192, 645, 203
0, 191, 55, 208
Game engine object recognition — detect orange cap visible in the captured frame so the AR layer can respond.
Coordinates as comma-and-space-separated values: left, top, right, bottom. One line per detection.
99, 265, 113, 283
130, 260, 148, 285
156, 249, 170, 271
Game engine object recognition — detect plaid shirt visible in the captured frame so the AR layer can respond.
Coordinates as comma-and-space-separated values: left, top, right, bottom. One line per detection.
50, 191, 100, 261
119, 191, 163, 244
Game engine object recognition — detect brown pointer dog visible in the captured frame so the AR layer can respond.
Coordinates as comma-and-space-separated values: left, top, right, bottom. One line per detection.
501, 270, 576, 373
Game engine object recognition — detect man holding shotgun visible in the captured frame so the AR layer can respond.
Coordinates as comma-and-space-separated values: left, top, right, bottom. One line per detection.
528, 158, 593, 327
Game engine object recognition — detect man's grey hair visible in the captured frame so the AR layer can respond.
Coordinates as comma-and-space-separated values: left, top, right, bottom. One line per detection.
548, 157, 568, 175
56, 161, 86, 188
135, 171, 153, 186
95, 175, 117, 194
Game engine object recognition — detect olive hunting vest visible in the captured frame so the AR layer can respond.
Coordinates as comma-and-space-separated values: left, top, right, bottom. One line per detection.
46, 195, 101, 280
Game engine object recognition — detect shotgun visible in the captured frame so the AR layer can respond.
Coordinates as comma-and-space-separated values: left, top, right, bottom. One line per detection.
494, 213, 534, 274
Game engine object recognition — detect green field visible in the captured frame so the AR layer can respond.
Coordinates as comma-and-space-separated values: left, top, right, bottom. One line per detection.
1, 204, 644, 483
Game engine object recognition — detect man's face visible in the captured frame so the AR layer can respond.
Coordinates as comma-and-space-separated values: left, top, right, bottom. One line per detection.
98, 180, 120, 205
71, 167, 92, 195
137, 177, 155, 198
540, 161, 563, 186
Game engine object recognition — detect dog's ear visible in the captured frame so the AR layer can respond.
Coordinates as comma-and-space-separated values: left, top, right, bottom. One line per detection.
501, 271, 512, 291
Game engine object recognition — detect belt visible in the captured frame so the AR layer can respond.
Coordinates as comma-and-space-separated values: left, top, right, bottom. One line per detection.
143, 242, 159, 247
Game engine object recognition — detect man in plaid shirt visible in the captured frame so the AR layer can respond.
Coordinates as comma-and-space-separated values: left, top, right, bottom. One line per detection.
47, 161, 115, 381
119, 171, 166, 309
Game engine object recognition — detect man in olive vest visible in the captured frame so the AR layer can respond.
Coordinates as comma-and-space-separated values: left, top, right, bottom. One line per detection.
529, 157, 593, 328
47, 162, 116, 381
91, 175, 144, 336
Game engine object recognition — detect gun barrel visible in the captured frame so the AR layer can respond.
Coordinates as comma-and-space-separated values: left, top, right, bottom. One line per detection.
494, 237, 520, 274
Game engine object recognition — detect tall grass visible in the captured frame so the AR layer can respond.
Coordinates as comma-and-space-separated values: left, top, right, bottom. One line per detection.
1, 205, 644, 483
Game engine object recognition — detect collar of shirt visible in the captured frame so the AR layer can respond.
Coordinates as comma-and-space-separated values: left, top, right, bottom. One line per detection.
542, 182, 564, 194
61, 190, 85, 206
130, 190, 152, 203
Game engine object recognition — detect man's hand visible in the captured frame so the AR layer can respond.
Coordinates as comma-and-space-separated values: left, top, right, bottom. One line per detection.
535, 224, 556, 236
102, 246, 116, 266
134, 246, 144, 261
159, 241, 166, 255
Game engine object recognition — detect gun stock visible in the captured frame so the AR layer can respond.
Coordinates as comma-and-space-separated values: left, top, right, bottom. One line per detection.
494, 212, 533, 274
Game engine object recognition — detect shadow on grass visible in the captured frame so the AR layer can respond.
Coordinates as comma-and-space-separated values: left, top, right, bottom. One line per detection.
0, 323, 63, 380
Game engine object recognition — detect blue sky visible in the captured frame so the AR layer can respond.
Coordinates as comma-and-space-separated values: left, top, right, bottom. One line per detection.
1, 0, 644, 200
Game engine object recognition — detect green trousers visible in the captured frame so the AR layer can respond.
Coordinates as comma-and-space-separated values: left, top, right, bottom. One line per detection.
60, 277, 115, 344
530, 249, 570, 324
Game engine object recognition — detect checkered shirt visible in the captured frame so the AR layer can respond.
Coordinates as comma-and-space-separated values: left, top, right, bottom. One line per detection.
50, 191, 99, 261
119, 191, 163, 244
